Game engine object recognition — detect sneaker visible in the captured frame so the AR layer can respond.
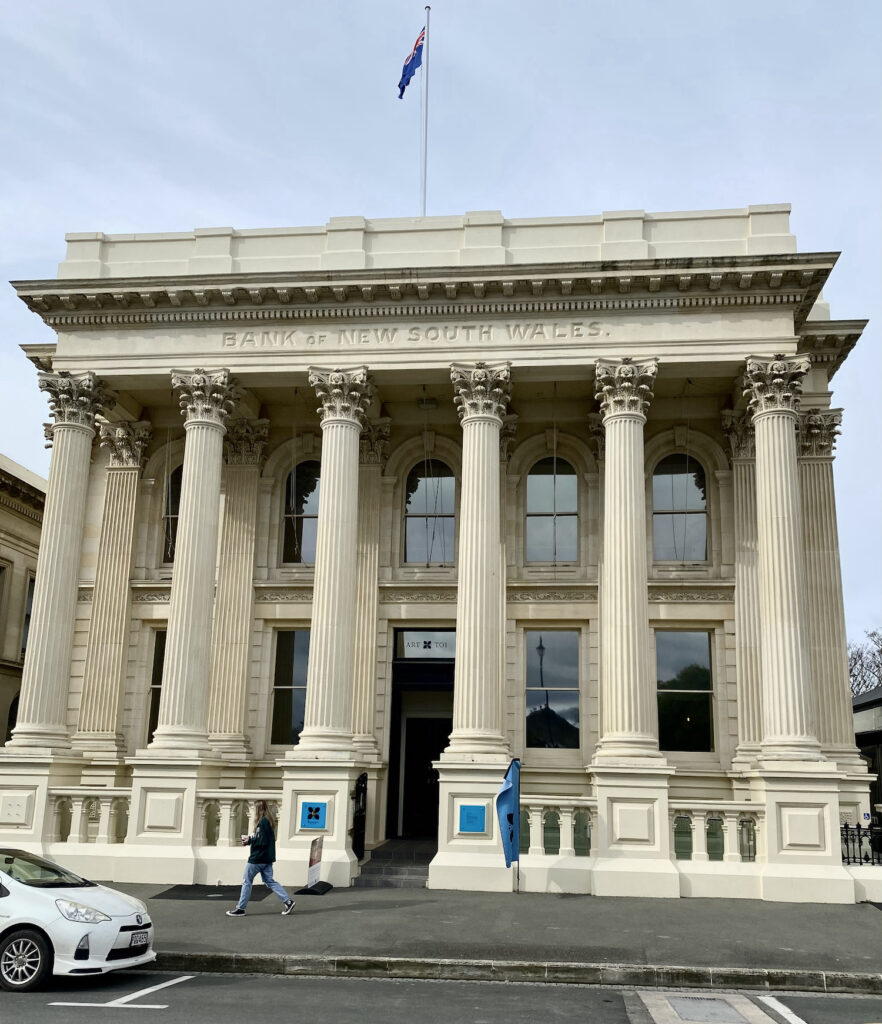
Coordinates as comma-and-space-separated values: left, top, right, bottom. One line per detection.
281, 899, 296, 915
226, 908, 246, 917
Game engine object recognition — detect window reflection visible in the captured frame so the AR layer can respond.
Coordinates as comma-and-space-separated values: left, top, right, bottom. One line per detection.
525, 457, 577, 562
525, 630, 579, 748
283, 461, 320, 563
405, 460, 456, 564
162, 465, 183, 563
652, 453, 707, 561
656, 631, 713, 751
272, 630, 310, 746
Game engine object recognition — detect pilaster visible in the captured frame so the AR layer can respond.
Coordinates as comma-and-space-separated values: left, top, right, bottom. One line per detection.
6, 371, 112, 753
722, 411, 762, 768
74, 420, 152, 758
207, 418, 269, 757
147, 368, 238, 755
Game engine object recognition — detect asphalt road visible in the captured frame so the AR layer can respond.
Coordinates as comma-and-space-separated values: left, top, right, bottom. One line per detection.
4, 971, 882, 1024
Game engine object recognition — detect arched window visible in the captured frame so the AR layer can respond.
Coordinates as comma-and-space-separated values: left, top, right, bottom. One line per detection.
525, 457, 577, 562
404, 460, 455, 564
162, 465, 183, 563
652, 453, 707, 561
283, 461, 321, 564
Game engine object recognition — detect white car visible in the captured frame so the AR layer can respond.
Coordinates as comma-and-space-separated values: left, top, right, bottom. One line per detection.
0, 848, 156, 991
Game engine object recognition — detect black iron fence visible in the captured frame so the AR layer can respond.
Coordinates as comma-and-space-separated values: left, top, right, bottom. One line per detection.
841, 823, 882, 866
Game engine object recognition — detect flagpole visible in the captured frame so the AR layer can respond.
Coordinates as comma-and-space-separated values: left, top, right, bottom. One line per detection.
421, 5, 431, 216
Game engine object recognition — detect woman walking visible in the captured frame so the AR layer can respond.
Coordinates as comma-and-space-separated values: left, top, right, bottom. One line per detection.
226, 799, 295, 916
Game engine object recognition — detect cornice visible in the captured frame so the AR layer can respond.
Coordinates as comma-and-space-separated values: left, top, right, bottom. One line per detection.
13, 252, 836, 332
797, 319, 867, 380
0, 471, 45, 516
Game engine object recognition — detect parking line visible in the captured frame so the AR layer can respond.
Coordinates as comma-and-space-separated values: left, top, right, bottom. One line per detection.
758, 995, 809, 1024
50, 974, 194, 1009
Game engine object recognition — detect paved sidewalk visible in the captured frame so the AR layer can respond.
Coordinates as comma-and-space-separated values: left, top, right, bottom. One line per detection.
110, 880, 882, 993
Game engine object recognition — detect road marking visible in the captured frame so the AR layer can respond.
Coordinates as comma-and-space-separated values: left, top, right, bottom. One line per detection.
758, 995, 809, 1024
50, 974, 194, 1009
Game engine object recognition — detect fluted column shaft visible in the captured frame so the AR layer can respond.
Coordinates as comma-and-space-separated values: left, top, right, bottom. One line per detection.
594, 358, 661, 760
446, 362, 511, 757
798, 410, 856, 755
208, 419, 268, 754
75, 422, 151, 753
150, 369, 237, 753
10, 371, 111, 751
723, 413, 762, 763
351, 420, 389, 756
296, 368, 371, 755
745, 355, 821, 761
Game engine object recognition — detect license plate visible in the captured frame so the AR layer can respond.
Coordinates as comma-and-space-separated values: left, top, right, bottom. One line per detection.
129, 930, 149, 947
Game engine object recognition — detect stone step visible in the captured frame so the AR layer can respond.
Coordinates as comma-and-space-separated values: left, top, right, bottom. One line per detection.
353, 874, 428, 889
358, 863, 431, 876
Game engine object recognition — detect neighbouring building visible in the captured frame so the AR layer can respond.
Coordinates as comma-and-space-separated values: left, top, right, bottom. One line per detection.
0, 205, 875, 902
0, 454, 45, 745
854, 686, 882, 816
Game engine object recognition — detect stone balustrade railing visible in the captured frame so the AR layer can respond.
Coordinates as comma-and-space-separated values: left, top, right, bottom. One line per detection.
669, 801, 763, 863
520, 796, 596, 857
196, 790, 282, 848
48, 788, 131, 845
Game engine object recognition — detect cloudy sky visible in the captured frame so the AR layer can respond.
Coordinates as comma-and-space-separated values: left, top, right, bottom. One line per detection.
1, 0, 879, 638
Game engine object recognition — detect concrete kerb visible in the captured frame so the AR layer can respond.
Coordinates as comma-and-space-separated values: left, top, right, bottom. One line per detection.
147, 952, 882, 994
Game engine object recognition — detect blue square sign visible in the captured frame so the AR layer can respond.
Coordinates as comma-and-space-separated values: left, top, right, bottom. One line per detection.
300, 801, 328, 830
459, 804, 486, 834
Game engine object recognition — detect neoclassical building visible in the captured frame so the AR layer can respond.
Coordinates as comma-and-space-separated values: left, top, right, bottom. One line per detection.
0, 206, 875, 902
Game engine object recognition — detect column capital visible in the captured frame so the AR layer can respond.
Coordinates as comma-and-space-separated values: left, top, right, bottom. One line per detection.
39, 370, 113, 442
99, 420, 152, 469
450, 361, 512, 423
722, 410, 755, 461
587, 412, 605, 463
224, 418, 270, 466
500, 413, 518, 462
594, 357, 658, 420
798, 407, 842, 459
359, 417, 391, 466
743, 354, 810, 417
171, 368, 239, 427
309, 366, 372, 427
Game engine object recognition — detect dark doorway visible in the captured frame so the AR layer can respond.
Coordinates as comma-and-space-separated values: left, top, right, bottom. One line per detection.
401, 717, 450, 836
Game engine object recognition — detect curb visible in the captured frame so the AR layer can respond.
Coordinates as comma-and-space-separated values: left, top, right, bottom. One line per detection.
149, 952, 882, 994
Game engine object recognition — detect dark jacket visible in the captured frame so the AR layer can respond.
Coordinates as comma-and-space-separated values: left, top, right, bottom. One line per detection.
246, 816, 276, 864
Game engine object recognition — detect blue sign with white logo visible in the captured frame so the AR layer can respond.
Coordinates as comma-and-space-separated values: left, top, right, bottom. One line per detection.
300, 801, 328, 830
459, 804, 486, 834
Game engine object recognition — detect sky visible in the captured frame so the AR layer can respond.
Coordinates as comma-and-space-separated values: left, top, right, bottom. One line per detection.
0, 0, 879, 639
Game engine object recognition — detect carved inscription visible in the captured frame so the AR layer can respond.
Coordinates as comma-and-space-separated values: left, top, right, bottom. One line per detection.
221, 320, 606, 350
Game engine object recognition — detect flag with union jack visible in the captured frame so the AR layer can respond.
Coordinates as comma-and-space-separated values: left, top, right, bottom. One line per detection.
398, 26, 425, 98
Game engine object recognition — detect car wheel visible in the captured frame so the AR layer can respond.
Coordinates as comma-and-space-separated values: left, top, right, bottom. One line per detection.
0, 929, 54, 992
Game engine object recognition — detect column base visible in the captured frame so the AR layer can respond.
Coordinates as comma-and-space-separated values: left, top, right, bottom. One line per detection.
71, 732, 126, 758
145, 726, 211, 759
5, 725, 74, 756
441, 729, 510, 761
291, 729, 356, 760
758, 738, 824, 763
427, 759, 514, 893
591, 736, 666, 765
208, 733, 252, 759
277, 758, 361, 888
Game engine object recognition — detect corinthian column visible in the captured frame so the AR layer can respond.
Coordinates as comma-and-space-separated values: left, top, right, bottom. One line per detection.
351, 418, 389, 758
9, 371, 112, 752
74, 421, 152, 755
293, 367, 371, 757
744, 355, 821, 762
207, 418, 269, 757
444, 361, 511, 759
722, 412, 762, 767
797, 409, 861, 767
593, 357, 661, 761
149, 369, 238, 755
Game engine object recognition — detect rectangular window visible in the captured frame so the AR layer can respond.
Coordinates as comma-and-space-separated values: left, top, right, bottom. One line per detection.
525, 630, 579, 749
147, 630, 167, 744
271, 630, 310, 746
20, 575, 35, 659
656, 630, 713, 752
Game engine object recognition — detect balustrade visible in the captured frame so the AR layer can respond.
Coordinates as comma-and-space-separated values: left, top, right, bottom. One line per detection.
669, 802, 763, 864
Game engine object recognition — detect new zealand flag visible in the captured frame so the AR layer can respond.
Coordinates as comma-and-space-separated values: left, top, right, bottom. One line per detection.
398, 26, 425, 98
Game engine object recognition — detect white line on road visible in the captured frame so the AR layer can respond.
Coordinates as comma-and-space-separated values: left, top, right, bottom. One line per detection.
50, 974, 194, 1009
759, 995, 810, 1024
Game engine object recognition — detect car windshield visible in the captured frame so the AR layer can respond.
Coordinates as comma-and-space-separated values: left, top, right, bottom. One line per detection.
0, 849, 95, 888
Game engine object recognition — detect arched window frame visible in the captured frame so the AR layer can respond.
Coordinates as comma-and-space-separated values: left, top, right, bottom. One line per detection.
524, 455, 580, 565
402, 458, 457, 566
140, 437, 185, 578
643, 429, 730, 576
260, 433, 323, 576
281, 459, 321, 566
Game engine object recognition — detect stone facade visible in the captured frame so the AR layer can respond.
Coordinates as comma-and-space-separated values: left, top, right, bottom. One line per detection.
0, 206, 874, 901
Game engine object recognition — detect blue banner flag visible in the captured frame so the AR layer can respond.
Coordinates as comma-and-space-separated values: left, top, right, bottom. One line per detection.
495, 758, 521, 868
398, 26, 425, 98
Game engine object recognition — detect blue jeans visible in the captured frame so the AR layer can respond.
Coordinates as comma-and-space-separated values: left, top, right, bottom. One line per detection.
236, 862, 290, 910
